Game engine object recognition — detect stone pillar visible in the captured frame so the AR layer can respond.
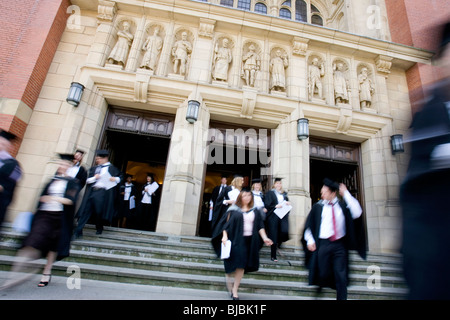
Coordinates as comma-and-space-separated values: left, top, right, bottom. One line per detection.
157, 93, 210, 236
188, 18, 215, 83
86, 0, 117, 67
271, 108, 311, 245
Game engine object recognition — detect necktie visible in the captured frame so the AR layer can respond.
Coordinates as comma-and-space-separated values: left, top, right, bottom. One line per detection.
329, 201, 338, 241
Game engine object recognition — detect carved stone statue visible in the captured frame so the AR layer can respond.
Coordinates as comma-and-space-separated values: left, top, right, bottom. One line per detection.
140, 26, 163, 71
212, 38, 232, 82
308, 57, 325, 101
333, 61, 350, 104
358, 67, 375, 108
270, 49, 289, 92
241, 43, 261, 87
171, 31, 192, 76
107, 21, 134, 67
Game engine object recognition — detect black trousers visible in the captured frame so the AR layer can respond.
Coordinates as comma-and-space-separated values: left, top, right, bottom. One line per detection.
318, 238, 348, 300
75, 188, 106, 234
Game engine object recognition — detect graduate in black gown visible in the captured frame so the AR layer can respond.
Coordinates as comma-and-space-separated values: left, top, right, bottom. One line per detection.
220, 189, 272, 300
118, 174, 136, 228
400, 21, 450, 300
2, 154, 80, 289
264, 177, 290, 261
74, 149, 122, 237
301, 178, 366, 300
0, 130, 22, 228
211, 175, 243, 255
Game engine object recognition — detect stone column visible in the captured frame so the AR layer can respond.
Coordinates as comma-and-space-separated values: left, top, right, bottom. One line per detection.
188, 18, 215, 83
86, 0, 117, 67
157, 93, 210, 236
271, 108, 311, 245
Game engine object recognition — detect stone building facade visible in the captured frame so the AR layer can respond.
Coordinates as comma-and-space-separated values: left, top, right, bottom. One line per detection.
2, 0, 438, 253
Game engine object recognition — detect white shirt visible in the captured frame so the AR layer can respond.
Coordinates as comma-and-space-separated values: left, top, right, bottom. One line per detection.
123, 182, 133, 201
40, 178, 68, 212
252, 191, 264, 209
304, 190, 362, 245
243, 209, 255, 237
141, 182, 159, 204
86, 162, 120, 189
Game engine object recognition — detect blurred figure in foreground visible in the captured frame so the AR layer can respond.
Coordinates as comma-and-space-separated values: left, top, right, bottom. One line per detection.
1, 154, 80, 289
400, 21, 450, 299
0, 130, 22, 229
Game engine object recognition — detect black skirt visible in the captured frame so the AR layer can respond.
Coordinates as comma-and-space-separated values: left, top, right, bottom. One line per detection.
224, 236, 252, 274
22, 210, 63, 256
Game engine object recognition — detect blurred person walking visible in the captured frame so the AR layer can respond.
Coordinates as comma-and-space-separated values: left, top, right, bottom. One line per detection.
219, 189, 272, 300
1, 154, 80, 289
400, 21, 450, 300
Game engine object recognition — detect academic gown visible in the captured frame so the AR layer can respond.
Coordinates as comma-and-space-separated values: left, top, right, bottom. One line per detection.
210, 185, 232, 237
217, 205, 265, 274
264, 190, 290, 245
76, 164, 122, 224
0, 156, 22, 224
399, 78, 450, 299
301, 200, 366, 288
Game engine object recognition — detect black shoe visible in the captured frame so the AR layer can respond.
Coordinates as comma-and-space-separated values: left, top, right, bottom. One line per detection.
38, 274, 51, 287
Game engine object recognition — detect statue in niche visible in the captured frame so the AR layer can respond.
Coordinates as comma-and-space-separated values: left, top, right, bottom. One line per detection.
140, 26, 163, 71
308, 57, 325, 101
269, 48, 289, 92
171, 31, 192, 76
107, 21, 134, 67
212, 38, 232, 82
358, 67, 375, 108
241, 43, 261, 87
333, 61, 350, 104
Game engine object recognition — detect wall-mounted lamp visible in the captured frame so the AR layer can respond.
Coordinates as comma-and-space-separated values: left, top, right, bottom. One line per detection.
391, 134, 404, 155
66, 82, 85, 106
186, 100, 200, 124
297, 118, 309, 140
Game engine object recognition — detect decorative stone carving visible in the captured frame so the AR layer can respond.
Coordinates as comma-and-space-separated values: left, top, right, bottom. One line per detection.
241, 42, 261, 88
375, 55, 393, 75
241, 87, 258, 119
171, 30, 193, 76
292, 37, 309, 56
212, 37, 233, 82
198, 18, 215, 38
358, 65, 375, 109
97, 0, 117, 22
134, 69, 152, 103
140, 25, 164, 71
106, 20, 134, 68
332, 59, 350, 104
336, 106, 353, 134
269, 48, 289, 93
308, 55, 325, 101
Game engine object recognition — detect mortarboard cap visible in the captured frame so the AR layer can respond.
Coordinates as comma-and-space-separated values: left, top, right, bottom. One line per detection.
251, 178, 261, 184
274, 177, 283, 182
58, 153, 74, 162
96, 149, 109, 157
0, 130, 17, 141
75, 149, 85, 154
323, 178, 340, 192
233, 173, 243, 178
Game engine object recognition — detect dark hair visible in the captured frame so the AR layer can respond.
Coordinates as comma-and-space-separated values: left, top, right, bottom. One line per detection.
235, 190, 254, 209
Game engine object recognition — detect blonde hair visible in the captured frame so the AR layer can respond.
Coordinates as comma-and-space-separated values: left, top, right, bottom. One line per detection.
230, 177, 243, 190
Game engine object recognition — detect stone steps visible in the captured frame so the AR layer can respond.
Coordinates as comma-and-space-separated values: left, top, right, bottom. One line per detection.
0, 224, 407, 299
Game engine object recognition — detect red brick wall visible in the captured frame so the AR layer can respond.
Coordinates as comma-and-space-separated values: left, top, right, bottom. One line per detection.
385, 0, 450, 114
0, 0, 70, 155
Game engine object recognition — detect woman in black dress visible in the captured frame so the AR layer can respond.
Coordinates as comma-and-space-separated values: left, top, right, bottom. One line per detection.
2, 154, 80, 288
221, 190, 272, 300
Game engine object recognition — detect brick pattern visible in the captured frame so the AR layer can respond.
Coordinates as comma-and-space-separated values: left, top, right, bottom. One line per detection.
0, 0, 70, 152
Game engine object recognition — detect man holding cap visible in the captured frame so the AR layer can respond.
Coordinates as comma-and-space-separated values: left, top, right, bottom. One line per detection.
302, 178, 366, 300
74, 149, 121, 237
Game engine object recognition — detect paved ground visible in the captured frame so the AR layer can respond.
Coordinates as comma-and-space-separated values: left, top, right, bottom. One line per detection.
0, 271, 307, 300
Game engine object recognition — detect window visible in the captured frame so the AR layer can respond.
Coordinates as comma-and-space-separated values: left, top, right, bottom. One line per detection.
282, 0, 291, 7
279, 8, 291, 19
295, 0, 307, 22
237, 0, 251, 10
254, 2, 267, 14
311, 14, 323, 26
220, 0, 234, 7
